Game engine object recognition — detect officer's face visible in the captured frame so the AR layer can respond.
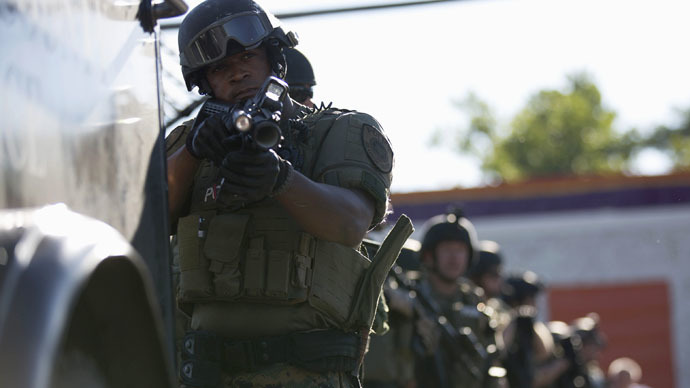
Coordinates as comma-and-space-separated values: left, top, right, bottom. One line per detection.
479, 266, 503, 298
205, 47, 272, 104
433, 240, 470, 281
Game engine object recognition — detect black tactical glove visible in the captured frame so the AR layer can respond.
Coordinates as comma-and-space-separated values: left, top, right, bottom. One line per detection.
218, 138, 294, 206
185, 115, 232, 165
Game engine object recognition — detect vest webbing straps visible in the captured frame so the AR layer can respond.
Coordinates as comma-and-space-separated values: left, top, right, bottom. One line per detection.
180, 329, 361, 387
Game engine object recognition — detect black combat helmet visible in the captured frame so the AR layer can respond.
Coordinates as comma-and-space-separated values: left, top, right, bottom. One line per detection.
420, 209, 479, 271
284, 47, 316, 102
467, 240, 503, 281
178, 0, 298, 94
501, 270, 544, 307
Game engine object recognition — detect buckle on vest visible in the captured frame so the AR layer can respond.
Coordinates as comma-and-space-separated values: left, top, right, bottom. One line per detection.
292, 233, 314, 288
293, 254, 312, 288
179, 359, 221, 388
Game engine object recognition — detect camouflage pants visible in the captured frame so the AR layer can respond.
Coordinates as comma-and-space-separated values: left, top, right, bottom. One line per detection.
220, 363, 358, 388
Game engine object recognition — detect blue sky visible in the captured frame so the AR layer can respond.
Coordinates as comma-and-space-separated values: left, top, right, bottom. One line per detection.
164, 0, 690, 192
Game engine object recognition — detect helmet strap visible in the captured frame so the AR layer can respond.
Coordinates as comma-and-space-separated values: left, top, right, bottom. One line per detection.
264, 40, 287, 79
196, 75, 213, 96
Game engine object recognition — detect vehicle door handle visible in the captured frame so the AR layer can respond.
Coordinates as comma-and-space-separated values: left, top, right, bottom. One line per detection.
138, 0, 188, 33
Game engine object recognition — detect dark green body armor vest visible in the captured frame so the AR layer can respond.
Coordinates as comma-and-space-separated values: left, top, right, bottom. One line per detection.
169, 107, 403, 336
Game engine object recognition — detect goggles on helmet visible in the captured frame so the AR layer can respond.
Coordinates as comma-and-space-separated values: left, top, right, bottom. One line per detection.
180, 11, 274, 69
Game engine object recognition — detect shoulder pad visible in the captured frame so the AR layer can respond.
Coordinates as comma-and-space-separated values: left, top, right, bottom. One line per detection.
347, 112, 393, 174
308, 110, 393, 227
165, 119, 194, 156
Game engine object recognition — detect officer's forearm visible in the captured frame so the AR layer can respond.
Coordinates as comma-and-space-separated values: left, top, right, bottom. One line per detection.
167, 146, 200, 226
275, 171, 375, 247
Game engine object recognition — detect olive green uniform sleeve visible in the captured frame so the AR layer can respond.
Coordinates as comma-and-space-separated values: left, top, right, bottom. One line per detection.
310, 112, 393, 228
165, 119, 194, 157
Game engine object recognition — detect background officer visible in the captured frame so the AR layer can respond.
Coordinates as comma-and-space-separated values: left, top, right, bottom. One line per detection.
540, 314, 606, 388
284, 47, 317, 108
501, 271, 554, 388
468, 241, 513, 386
413, 210, 495, 388
468, 240, 504, 299
569, 314, 607, 388
165, 1, 405, 386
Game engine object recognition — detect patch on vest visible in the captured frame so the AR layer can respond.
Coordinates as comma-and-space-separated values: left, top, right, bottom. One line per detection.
362, 124, 393, 173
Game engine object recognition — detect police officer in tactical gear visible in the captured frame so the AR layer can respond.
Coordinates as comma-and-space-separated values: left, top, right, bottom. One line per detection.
414, 211, 495, 388
467, 241, 513, 386
567, 314, 607, 388
541, 320, 579, 388
468, 240, 504, 299
284, 47, 316, 108
500, 271, 561, 388
541, 315, 606, 388
502, 271, 543, 310
165, 1, 410, 386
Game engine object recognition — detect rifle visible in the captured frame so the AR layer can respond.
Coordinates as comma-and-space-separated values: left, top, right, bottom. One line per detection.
195, 76, 288, 151
503, 306, 536, 388
388, 266, 489, 385
554, 328, 592, 388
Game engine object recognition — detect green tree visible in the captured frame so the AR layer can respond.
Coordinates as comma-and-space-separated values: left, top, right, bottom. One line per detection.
437, 73, 639, 182
641, 108, 690, 169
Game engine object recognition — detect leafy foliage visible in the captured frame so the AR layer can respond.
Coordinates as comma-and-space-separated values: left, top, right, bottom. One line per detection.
641, 108, 690, 169
440, 73, 641, 182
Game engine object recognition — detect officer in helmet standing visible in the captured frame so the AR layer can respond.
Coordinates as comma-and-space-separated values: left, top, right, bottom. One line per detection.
467, 241, 512, 386
538, 314, 606, 388
501, 271, 558, 388
165, 1, 406, 387
565, 314, 607, 388
414, 210, 495, 388
284, 47, 316, 108
467, 241, 504, 301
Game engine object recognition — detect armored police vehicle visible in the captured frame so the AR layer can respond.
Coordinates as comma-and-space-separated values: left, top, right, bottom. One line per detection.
0, 0, 187, 386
